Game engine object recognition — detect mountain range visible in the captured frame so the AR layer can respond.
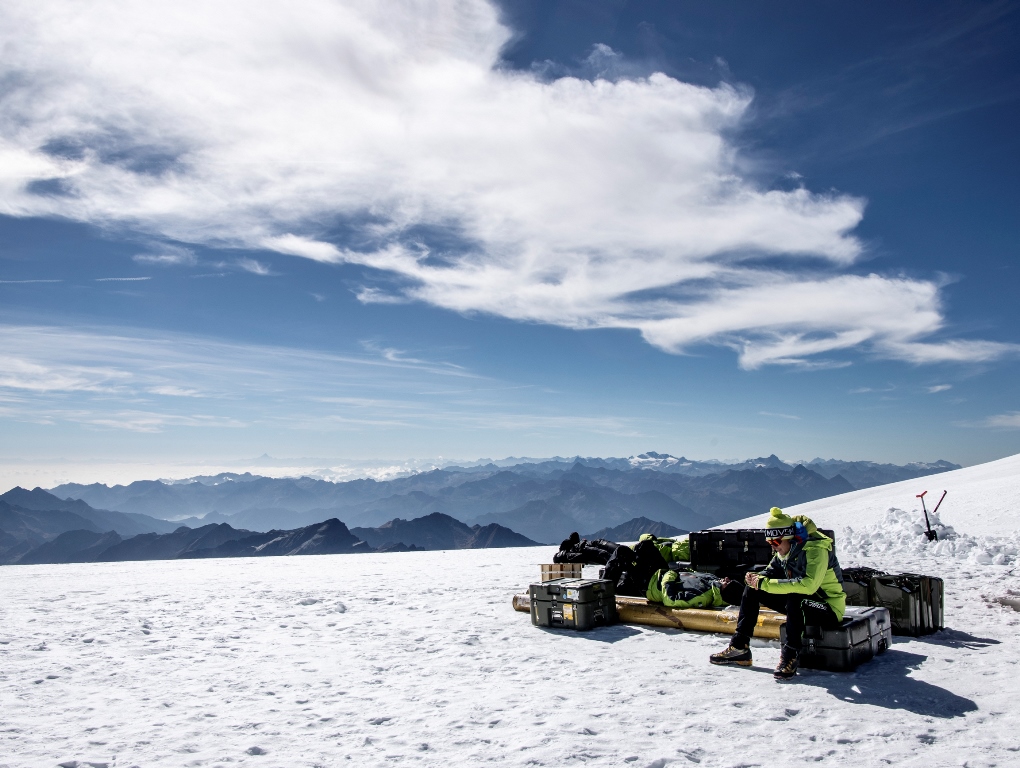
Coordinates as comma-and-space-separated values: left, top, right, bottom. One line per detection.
0, 452, 959, 564
42, 452, 958, 544
0, 486, 539, 564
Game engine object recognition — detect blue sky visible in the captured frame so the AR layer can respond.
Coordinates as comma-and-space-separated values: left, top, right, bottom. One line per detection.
0, 0, 1018, 482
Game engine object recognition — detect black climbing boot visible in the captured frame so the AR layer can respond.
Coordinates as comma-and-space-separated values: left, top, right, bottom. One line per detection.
773, 648, 799, 681
709, 641, 752, 667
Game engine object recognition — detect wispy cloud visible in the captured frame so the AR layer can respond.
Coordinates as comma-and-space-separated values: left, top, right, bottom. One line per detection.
95, 277, 151, 282
148, 385, 204, 398
0, 323, 653, 440
0, 355, 130, 392
0, 279, 62, 284
360, 341, 472, 376
235, 258, 272, 276
132, 244, 197, 266
927, 384, 952, 393
759, 411, 801, 420
850, 385, 895, 394
0, 0, 1010, 368
981, 412, 1020, 429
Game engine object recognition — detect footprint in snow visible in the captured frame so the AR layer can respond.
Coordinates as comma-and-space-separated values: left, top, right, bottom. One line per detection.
246, 746, 267, 755
298, 598, 320, 606
368, 716, 392, 725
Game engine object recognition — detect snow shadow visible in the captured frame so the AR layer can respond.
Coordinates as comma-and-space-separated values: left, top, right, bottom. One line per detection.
798, 650, 978, 718
535, 625, 644, 643
905, 628, 1001, 650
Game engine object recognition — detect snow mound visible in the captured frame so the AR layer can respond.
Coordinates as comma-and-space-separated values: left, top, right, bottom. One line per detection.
839, 506, 1020, 566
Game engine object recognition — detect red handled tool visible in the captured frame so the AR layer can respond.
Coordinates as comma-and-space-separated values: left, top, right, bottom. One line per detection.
916, 490, 946, 542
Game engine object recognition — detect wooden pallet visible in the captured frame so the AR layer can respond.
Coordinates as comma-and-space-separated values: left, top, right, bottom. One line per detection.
539, 563, 583, 582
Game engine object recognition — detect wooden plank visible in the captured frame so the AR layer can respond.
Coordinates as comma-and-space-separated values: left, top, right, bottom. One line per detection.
513, 592, 784, 640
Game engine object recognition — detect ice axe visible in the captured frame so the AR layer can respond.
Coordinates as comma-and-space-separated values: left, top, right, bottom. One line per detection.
916, 490, 946, 542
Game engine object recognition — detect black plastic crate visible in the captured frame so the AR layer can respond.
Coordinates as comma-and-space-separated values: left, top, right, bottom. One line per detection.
529, 578, 618, 631
689, 528, 836, 572
781, 606, 892, 672
869, 573, 944, 636
841, 567, 887, 608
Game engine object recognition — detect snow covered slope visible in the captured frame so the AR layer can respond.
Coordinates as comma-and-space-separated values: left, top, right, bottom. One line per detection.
3, 531, 1020, 767
726, 451, 1020, 536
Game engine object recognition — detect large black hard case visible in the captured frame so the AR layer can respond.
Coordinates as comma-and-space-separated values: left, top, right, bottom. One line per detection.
869, 573, 944, 636
781, 605, 892, 672
529, 578, 617, 631
689, 528, 836, 573
841, 566, 887, 607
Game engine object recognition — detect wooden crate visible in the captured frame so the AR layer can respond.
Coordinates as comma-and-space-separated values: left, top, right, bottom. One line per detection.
540, 563, 583, 582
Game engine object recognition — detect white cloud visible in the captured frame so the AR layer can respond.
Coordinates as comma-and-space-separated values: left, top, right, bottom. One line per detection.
983, 412, 1020, 429
0, 323, 653, 438
95, 276, 151, 282
0, 0, 1010, 367
759, 411, 800, 420
132, 245, 197, 266
148, 385, 203, 397
927, 384, 952, 393
0, 355, 130, 392
235, 258, 272, 276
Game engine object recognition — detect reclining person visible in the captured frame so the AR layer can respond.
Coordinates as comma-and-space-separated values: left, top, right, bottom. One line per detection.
637, 532, 690, 564
646, 567, 726, 610
709, 508, 846, 680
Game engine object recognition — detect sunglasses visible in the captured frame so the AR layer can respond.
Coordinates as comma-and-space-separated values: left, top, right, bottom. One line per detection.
767, 538, 784, 546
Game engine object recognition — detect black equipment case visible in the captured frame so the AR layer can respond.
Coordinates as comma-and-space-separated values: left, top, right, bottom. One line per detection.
841, 566, 886, 607
781, 605, 893, 672
839, 569, 944, 636
689, 528, 836, 573
869, 573, 944, 636
529, 578, 617, 631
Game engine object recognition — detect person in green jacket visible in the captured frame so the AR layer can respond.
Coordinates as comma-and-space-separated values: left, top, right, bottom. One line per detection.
646, 567, 726, 609
637, 533, 690, 564
709, 507, 845, 681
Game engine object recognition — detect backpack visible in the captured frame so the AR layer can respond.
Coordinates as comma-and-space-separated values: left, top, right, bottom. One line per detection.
552, 533, 621, 565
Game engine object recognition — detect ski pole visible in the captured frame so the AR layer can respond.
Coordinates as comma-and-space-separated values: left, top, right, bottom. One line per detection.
916, 490, 938, 542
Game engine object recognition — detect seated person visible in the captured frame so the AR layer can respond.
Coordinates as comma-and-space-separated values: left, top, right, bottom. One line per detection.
709, 507, 845, 680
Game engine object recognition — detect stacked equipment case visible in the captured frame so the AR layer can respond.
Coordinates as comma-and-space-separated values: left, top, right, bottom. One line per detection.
529, 578, 617, 631
780, 605, 893, 672
689, 528, 836, 574
870, 573, 944, 636
840, 568, 944, 636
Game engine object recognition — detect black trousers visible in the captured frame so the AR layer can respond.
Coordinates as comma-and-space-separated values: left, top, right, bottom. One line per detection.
730, 585, 839, 652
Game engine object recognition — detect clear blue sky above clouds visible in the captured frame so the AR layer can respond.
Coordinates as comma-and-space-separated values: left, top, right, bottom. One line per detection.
0, 0, 1017, 475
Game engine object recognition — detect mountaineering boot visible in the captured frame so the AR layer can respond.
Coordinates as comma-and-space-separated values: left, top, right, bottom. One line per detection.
773, 648, 799, 681
709, 641, 752, 667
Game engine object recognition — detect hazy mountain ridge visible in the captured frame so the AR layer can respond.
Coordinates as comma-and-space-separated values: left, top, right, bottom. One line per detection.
582, 517, 688, 542
0, 490, 538, 564
45, 453, 958, 544
351, 512, 537, 551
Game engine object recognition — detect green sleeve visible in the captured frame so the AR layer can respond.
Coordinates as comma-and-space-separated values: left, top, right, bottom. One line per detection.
645, 569, 667, 603
760, 546, 827, 595
672, 538, 690, 562
662, 583, 724, 610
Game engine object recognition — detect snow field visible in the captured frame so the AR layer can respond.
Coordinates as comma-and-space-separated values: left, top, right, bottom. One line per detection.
2, 535, 1020, 768
4, 452, 1020, 767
